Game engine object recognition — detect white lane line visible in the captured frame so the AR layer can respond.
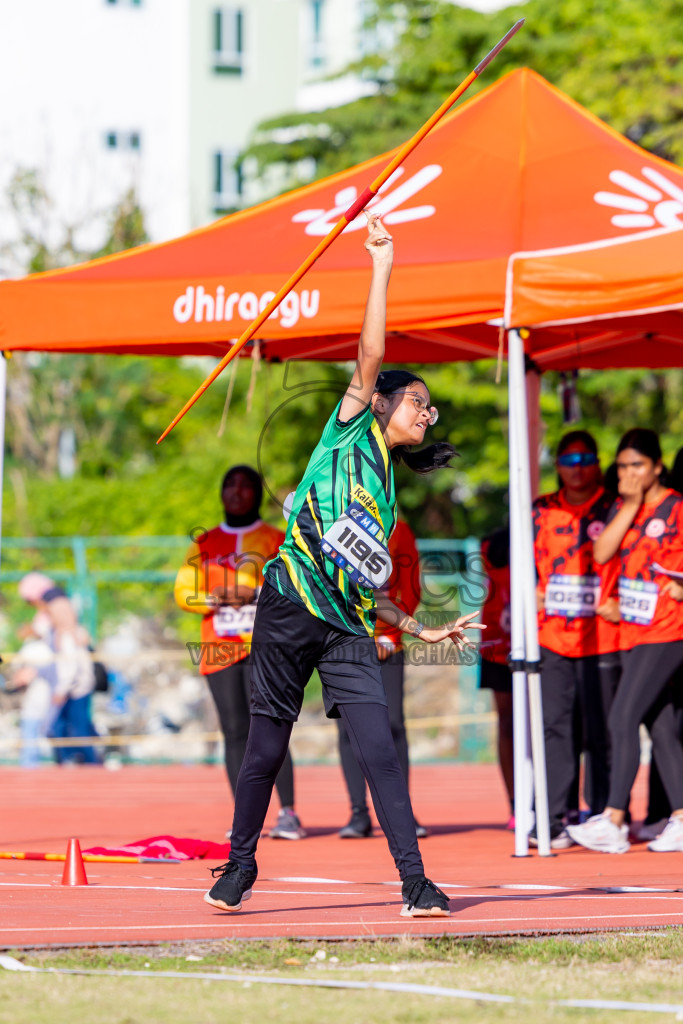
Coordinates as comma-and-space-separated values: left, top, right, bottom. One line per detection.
5, 910, 683, 934
2, 882, 682, 903
0, 883, 205, 892
446, 894, 683, 902
0, 882, 368, 896
497, 884, 573, 891
3, 959, 683, 1014
270, 877, 353, 884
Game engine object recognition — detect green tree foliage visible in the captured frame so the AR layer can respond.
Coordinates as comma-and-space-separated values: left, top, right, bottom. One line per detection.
245, 0, 683, 179
236, 0, 683, 544
5, 0, 683, 641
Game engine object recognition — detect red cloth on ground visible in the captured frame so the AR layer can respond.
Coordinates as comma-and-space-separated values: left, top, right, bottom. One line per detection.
84, 835, 230, 860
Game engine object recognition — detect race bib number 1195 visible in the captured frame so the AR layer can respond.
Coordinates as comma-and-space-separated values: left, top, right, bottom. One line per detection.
320, 500, 392, 589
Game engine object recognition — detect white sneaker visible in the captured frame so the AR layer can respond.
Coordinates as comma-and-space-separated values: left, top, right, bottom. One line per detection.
647, 816, 683, 852
636, 818, 668, 842
566, 812, 630, 854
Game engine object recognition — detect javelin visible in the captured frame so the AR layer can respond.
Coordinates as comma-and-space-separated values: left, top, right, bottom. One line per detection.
157, 19, 524, 443
0, 851, 182, 864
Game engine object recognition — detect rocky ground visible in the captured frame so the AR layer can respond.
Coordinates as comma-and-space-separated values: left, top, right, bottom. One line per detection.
0, 615, 496, 766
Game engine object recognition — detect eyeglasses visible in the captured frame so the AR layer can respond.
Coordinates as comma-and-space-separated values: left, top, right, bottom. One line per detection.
391, 390, 439, 426
557, 452, 599, 467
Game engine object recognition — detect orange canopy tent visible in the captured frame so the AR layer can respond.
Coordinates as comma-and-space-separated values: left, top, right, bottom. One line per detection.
4, 67, 683, 857
504, 224, 683, 369
2, 67, 683, 367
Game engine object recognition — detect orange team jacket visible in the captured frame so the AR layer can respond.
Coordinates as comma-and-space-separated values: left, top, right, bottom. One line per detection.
611, 488, 683, 651
533, 487, 620, 658
479, 537, 511, 666
174, 520, 285, 675
375, 519, 421, 651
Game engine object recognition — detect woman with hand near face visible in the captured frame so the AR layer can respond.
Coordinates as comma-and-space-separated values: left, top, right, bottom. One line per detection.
568, 428, 683, 854
532, 431, 622, 849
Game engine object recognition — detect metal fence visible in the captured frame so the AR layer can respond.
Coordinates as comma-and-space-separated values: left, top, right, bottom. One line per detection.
2, 535, 493, 763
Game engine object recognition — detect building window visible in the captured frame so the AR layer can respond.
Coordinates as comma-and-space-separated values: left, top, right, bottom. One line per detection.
213, 150, 243, 211
308, 0, 325, 69
213, 7, 244, 74
104, 131, 142, 151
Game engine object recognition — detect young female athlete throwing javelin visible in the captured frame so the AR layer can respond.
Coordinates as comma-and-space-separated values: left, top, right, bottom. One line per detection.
205, 214, 483, 918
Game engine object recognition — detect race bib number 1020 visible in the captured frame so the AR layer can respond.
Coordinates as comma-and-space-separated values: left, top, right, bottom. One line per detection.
544, 573, 601, 618
320, 500, 392, 589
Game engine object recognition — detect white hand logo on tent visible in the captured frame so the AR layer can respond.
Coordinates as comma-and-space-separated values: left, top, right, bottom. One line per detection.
292, 165, 442, 236
594, 167, 683, 230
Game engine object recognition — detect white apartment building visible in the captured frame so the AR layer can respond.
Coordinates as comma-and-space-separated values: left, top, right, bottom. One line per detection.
188, 0, 374, 225
0, 0, 191, 267
0, 0, 373, 268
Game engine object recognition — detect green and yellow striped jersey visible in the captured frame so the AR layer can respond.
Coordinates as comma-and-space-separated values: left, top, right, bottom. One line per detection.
265, 399, 397, 635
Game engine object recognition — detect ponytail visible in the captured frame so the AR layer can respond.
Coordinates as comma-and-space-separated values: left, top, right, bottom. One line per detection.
374, 368, 458, 474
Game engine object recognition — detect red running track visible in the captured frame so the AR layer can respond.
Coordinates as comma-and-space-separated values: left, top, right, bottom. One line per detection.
1, 763, 681, 947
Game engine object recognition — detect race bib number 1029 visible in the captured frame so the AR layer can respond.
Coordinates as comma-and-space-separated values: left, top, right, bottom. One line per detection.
320, 500, 392, 589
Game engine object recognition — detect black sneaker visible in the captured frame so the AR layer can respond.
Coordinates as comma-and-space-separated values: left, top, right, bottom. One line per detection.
204, 860, 257, 912
415, 821, 429, 839
400, 875, 450, 917
339, 807, 372, 838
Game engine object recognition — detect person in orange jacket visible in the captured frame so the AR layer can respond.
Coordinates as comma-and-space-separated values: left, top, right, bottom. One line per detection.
335, 517, 427, 838
533, 431, 621, 849
175, 465, 305, 840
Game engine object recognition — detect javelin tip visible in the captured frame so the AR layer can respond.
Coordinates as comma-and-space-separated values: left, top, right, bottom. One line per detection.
474, 18, 525, 76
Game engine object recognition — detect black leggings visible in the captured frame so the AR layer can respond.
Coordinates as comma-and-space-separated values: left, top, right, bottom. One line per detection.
207, 658, 294, 808
336, 650, 409, 810
607, 641, 683, 812
539, 648, 621, 829
229, 703, 424, 880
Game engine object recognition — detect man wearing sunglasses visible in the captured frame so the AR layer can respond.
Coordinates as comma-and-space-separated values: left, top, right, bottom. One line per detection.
531, 431, 622, 849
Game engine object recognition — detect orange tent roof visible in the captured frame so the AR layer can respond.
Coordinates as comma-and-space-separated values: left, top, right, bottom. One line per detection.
2, 68, 683, 364
505, 226, 683, 369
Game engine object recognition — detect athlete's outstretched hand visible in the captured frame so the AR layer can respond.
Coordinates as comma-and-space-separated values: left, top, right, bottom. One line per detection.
420, 611, 486, 651
364, 212, 393, 268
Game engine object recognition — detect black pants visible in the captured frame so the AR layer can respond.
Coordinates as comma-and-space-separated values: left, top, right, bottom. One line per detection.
645, 670, 683, 823
207, 658, 294, 808
336, 649, 410, 811
540, 647, 621, 830
607, 641, 683, 812
230, 584, 424, 880
229, 703, 424, 880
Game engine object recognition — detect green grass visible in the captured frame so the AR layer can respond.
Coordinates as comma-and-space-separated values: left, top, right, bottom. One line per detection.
2, 932, 682, 1024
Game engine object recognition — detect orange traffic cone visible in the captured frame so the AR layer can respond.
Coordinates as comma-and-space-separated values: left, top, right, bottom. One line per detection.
61, 838, 88, 886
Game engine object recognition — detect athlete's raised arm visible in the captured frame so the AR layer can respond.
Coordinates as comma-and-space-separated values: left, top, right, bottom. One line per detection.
338, 214, 393, 424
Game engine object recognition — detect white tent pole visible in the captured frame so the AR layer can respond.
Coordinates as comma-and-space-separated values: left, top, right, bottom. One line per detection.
0, 353, 6, 570
525, 363, 542, 500
508, 333, 533, 856
509, 329, 551, 856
